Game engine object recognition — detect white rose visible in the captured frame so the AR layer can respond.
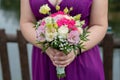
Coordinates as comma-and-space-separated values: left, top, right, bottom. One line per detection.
45, 32, 56, 42
58, 25, 69, 39
45, 27, 57, 42
45, 17, 53, 24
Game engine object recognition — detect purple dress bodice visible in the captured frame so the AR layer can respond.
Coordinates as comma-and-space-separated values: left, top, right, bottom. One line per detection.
30, 0, 92, 28
29, 0, 105, 80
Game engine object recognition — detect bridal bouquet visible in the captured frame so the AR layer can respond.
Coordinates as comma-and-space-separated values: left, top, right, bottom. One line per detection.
34, 4, 89, 79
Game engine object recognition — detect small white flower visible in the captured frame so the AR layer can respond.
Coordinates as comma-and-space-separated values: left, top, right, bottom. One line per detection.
61, 44, 63, 47
64, 47, 66, 49
58, 25, 69, 39
60, 48, 64, 50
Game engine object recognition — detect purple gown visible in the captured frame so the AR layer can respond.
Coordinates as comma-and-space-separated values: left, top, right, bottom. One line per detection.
30, 0, 105, 80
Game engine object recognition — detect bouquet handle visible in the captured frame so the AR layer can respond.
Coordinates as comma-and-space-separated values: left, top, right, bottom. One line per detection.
56, 67, 65, 79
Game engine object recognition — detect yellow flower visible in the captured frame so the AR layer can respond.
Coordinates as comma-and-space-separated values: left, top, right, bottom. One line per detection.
63, 7, 69, 14
39, 4, 51, 14
46, 23, 53, 29
73, 14, 81, 20
56, 5, 60, 11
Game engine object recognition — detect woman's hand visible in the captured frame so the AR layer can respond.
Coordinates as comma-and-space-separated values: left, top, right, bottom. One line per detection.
52, 50, 78, 68
45, 47, 56, 62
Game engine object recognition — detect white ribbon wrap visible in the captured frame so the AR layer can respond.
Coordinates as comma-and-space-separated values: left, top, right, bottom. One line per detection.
56, 67, 65, 74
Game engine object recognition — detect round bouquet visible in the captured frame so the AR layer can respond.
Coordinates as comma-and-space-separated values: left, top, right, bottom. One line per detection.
34, 4, 89, 79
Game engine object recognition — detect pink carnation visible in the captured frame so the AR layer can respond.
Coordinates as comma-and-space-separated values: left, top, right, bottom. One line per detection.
57, 18, 68, 27
67, 19, 77, 30
67, 31, 80, 45
57, 18, 77, 30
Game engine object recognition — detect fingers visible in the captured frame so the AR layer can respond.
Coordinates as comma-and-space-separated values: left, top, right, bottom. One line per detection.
54, 56, 67, 61
46, 47, 56, 62
49, 54, 54, 61
46, 48, 76, 68
53, 57, 74, 68
53, 52, 75, 67
53, 51, 73, 61
52, 58, 70, 68
54, 58, 72, 65
56, 63, 70, 68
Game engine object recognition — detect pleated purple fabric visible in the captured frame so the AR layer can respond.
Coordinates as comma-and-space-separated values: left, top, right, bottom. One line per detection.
29, 0, 105, 80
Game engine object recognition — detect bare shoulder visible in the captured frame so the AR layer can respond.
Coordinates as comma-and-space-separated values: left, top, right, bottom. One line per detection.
20, 0, 36, 23
89, 0, 108, 27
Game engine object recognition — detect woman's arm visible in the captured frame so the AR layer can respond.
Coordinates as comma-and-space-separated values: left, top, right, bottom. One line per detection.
82, 0, 108, 52
20, 0, 58, 65
20, 0, 42, 48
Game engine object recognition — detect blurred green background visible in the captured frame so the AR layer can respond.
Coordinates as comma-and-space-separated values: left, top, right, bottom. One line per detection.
0, 0, 20, 19
109, 0, 120, 37
0, 0, 120, 36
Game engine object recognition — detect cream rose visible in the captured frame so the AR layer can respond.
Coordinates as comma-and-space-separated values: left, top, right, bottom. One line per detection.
45, 27, 57, 42
58, 25, 69, 39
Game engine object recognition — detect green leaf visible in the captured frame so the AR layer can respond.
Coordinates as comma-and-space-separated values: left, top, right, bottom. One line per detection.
42, 43, 50, 52
57, 74, 65, 79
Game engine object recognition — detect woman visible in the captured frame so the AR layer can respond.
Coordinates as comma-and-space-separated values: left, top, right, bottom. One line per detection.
20, 0, 108, 80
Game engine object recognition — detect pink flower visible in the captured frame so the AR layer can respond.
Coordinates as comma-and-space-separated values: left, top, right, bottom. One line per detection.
67, 31, 80, 45
36, 25, 46, 42
67, 19, 77, 30
51, 11, 65, 17
57, 18, 77, 30
57, 18, 68, 27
